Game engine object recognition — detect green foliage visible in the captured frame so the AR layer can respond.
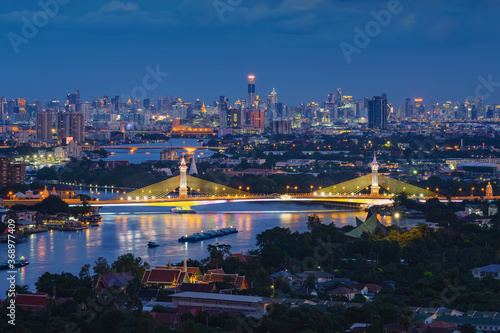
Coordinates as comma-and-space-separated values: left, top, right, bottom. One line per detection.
34, 195, 70, 215
111, 253, 150, 278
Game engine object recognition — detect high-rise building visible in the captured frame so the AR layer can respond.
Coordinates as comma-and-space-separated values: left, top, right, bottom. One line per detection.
57, 113, 85, 144
36, 112, 53, 141
16, 98, 27, 114
248, 74, 256, 110
0, 97, 6, 115
276, 102, 285, 119
229, 108, 242, 128
67, 90, 81, 112
0, 156, 25, 187
405, 98, 413, 118
81, 102, 91, 121
368, 96, 388, 130
219, 96, 229, 129
267, 88, 278, 118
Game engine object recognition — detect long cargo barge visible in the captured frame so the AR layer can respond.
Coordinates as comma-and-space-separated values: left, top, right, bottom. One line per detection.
178, 227, 238, 243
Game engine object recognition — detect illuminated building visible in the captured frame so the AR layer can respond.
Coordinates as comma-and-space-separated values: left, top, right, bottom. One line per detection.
170, 125, 214, 136
0, 156, 25, 187
219, 96, 229, 129
368, 96, 388, 130
67, 90, 81, 112
248, 74, 256, 110
57, 112, 85, 144
36, 112, 53, 141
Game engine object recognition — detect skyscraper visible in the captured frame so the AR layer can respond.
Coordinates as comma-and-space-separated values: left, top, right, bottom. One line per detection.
67, 90, 81, 112
57, 113, 85, 144
36, 112, 54, 141
405, 98, 413, 118
248, 74, 256, 110
219, 96, 230, 129
0, 97, 6, 116
368, 96, 388, 130
267, 88, 278, 118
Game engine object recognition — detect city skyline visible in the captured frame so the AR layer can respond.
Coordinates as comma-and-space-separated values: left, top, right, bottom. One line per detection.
1, 1, 499, 105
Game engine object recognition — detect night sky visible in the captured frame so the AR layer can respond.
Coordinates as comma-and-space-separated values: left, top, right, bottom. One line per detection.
1, 0, 499, 107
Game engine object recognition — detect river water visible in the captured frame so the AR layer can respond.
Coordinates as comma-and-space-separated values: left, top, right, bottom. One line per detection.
0, 202, 369, 292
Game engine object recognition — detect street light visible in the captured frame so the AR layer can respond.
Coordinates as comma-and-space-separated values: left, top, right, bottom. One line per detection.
394, 212, 400, 243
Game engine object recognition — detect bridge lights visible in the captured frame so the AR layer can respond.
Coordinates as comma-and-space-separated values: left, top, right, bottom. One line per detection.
136, 196, 140, 200
127, 197, 131, 200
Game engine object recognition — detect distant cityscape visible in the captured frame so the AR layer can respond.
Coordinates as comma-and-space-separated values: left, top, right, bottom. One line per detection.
0, 75, 498, 148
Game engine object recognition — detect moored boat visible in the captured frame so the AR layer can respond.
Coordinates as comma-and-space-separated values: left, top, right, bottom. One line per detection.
178, 226, 238, 243
0, 256, 30, 270
148, 241, 160, 248
171, 207, 196, 214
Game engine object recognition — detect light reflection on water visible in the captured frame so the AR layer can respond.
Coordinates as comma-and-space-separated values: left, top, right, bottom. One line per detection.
1, 202, 368, 292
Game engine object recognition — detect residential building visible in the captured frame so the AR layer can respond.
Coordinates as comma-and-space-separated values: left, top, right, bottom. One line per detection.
171, 292, 278, 318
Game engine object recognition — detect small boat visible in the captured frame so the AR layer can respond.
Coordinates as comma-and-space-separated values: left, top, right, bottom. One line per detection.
0, 257, 29, 270
171, 207, 197, 214
178, 226, 238, 243
148, 241, 160, 248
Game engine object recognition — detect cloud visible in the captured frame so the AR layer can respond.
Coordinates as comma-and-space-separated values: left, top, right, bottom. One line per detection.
98, 1, 140, 14
399, 13, 417, 29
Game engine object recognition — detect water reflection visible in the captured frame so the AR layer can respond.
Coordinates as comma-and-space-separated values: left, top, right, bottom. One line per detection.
0, 202, 367, 291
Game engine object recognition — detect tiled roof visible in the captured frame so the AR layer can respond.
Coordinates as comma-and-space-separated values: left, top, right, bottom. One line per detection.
15, 292, 50, 311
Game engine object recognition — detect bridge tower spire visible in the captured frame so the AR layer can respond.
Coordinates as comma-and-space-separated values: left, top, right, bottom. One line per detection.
370, 152, 380, 196
189, 155, 198, 175
179, 157, 188, 199
486, 182, 493, 198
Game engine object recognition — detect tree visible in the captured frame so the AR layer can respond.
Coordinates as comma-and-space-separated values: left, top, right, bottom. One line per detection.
34, 195, 70, 215
304, 274, 316, 290
79, 264, 92, 287
111, 253, 150, 278
307, 214, 323, 230
93, 257, 111, 276
203, 243, 232, 269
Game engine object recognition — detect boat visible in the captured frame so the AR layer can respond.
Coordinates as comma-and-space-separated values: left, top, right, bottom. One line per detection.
148, 241, 160, 248
171, 207, 197, 214
178, 226, 238, 243
0, 257, 29, 270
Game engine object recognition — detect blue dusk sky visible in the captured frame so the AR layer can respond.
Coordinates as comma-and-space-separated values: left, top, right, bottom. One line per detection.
0, 0, 499, 107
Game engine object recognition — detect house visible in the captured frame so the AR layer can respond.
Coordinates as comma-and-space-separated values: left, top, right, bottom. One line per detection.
329, 287, 356, 300
202, 273, 248, 291
150, 312, 179, 328
46, 184, 77, 199
296, 271, 335, 283
95, 272, 134, 291
227, 253, 258, 263
15, 292, 50, 311
142, 268, 190, 288
11, 191, 42, 200
171, 292, 279, 318
270, 271, 295, 282
471, 264, 500, 279
348, 282, 368, 295
365, 283, 383, 294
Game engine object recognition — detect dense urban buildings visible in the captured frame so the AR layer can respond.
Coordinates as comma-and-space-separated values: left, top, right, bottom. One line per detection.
1, 1, 500, 332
